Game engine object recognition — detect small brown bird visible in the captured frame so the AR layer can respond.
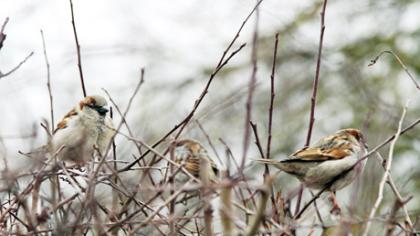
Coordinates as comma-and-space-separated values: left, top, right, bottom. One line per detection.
51, 95, 115, 164
27, 95, 115, 165
256, 128, 368, 213
173, 139, 219, 182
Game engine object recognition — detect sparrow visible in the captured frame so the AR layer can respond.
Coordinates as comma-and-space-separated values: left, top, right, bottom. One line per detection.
172, 139, 219, 223
27, 95, 115, 165
256, 128, 368, 213
173, 139, 219, 183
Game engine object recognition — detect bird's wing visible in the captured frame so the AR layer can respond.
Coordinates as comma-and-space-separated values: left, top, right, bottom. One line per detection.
289, 134, 352, 161
51, 108, 86, 152
53, 108, 78, 134
183, 155, 219, 177
183, 155, 200, 177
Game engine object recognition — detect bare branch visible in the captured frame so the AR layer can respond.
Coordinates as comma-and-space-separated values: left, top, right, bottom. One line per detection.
369, 50, 420, 91
120, 43, 246, 173
69, 0, 87, 97
241, 1, 259, 170
363, 102, 409, 236
375, 152, 413, 235
305, 0, 328, 147
40, 30, 54, 133
0, 52, 34, 79
0, 17, 9, 50
244, 177, 271, 236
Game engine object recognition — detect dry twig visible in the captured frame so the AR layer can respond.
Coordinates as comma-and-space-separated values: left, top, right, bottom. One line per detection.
69, 0, 87, 97
362, 102, 409, 236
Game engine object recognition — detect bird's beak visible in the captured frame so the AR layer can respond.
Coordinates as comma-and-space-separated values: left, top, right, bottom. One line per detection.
95, 107, 109, 116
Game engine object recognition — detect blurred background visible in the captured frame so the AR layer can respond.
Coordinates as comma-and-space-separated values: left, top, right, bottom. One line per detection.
1, 0, 419, 234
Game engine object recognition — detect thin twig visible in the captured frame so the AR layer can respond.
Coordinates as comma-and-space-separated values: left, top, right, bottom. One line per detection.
368, 50, 420, 91
195, 120, 223, 167
169, 142, 176, 235
40, 30, 54, 132
244, 177, 271, 236
0, 17, 9, 50
201, 152, 214, 236
309, 190, 325, 228
362, 102, 409, 236
375, 152, 413, 233
298, 0, 328, 218
0, 52, 34, 79
215, 0, 263, 69
241, 1, 259, 170
69, 0, 87, 97
266, 33, 280, 223
118, 1, 262, 174
305, 0, 328, 147
265, 33, 279, 172
220, 170, 236, 236
110, 107, 119, 236
119, 43, 246, 173
249, 122, 265, 160
173, 1, 265, 142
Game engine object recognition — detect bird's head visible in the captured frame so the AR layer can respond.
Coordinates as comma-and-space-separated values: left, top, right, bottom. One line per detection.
337, 128, 368, 149
78, 95, 109, 117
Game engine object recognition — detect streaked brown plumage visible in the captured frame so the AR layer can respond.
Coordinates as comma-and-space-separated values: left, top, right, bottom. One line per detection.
256, 128, 368, 213
25, 95, 115, 165
174, 139, 219, 182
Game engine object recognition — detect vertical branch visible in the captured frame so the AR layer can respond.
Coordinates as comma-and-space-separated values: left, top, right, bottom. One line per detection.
220, 170, 235, 236
265, 33, 279, 170
305, 0, 328, 147
376, 152, 413, 233
363, 114, 407, 235
40, 30, 54, 132
69, 0, 87, 97
168, 142, 176, 235
110, 107, 119, 236
241, 2, 259, 169
244, 177, 271, 236
362, 102, 409, 236
266, 33, 280, 222
201, 163, 214, 236
297, 0, 328, 219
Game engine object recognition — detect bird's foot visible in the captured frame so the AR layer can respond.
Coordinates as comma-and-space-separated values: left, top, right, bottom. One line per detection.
328, 192, 342, 215
329, 204, 341, 215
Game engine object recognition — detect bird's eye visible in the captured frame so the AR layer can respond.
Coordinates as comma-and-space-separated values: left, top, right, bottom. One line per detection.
87, 104, 109, 116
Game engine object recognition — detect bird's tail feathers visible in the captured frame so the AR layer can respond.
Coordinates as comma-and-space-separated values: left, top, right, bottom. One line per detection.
254, 158, 307, 177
